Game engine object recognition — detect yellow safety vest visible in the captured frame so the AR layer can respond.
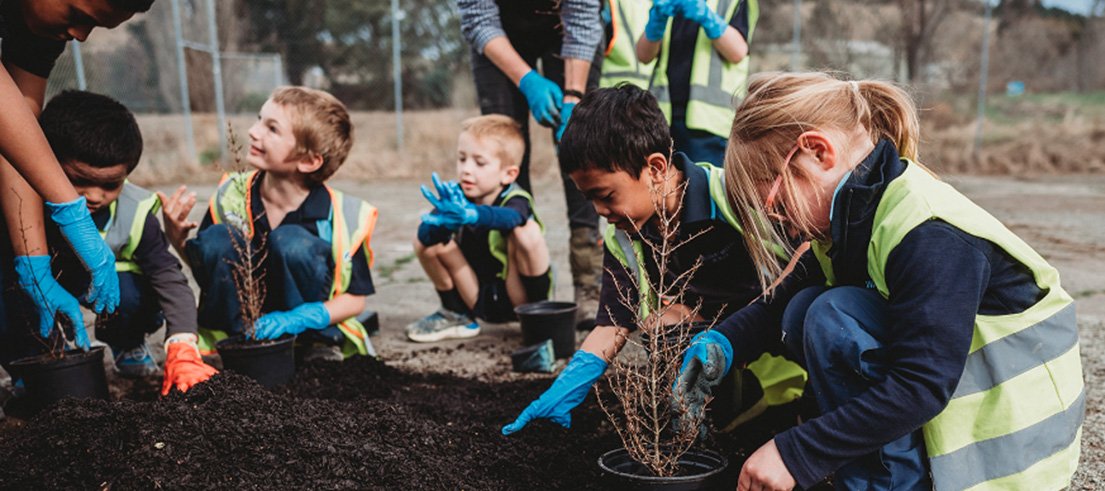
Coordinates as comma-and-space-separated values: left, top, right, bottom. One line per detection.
101, 181, 162, 274
650, 0, 758, 138
812, 161, 1082, 490
600, 0, 656, 89
203, 171, 379, 358
484, 184, 553, 297
603, 162, 806, 424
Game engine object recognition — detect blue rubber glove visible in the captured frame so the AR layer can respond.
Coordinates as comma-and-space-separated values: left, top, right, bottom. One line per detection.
420, 172, 478, 230
676, 0, 728, 39
518, 70, 563, 128
644, 0, 676, 41
44, 197, 119, 314
253, 302, 331, 340
679, 330, 733, 378
555, 101, 576, 143
502, 350, 607, 435
13, 255, 90, 350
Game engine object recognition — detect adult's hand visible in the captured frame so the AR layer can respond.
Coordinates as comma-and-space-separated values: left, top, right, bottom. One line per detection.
44, 196, 118, 314
518, 70, 563, 127
13, 255, 89, 350
675, 0, 728, 39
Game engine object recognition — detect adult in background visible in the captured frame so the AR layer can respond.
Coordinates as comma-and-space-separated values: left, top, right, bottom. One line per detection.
457, 0, 605, 330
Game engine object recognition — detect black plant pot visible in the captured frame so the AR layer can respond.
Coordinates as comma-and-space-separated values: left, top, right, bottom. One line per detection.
598, 448, 729, 490
216, 334, 296, 388
10, 347, 109, 411
515, 301, 577, 359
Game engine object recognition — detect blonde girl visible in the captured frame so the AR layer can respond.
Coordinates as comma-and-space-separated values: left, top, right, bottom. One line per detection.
675, 72, 1082, 491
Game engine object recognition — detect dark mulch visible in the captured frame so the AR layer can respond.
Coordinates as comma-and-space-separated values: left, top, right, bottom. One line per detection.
0, 357, 802, 490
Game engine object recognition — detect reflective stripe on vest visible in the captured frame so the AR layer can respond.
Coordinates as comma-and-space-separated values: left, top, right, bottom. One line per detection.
209, 171, 379, 357
102, 182, 162, 274
812, 161, 1082, 490
600, 0, 656, 89
650, 0, 758, 138
485, 184, 553, 298
602, 162, 806, 410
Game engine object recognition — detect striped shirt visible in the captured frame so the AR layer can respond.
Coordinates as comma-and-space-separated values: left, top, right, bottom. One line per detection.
457, 0, 602, 61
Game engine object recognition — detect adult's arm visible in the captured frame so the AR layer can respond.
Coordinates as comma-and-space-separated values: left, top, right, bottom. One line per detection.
560, 0, 602, 99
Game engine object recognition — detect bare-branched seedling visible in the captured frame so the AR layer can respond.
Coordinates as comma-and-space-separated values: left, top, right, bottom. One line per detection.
12, 192, 75, 358
221, 125, 267, 339
595, 150, 721, 477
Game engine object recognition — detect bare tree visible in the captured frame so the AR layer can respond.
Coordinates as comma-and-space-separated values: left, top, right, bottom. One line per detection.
898, 0, 951, 82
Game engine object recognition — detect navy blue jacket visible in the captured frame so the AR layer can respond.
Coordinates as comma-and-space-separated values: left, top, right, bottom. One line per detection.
716, 140, 1045, 487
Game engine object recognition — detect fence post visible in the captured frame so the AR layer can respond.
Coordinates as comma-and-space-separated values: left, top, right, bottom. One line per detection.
973, 0, 993, 157
206, 0, 227, 160
391, 0, 404, 151
70, 41, 88, 90
170, 0, 197, 165
790, 0, 801, 71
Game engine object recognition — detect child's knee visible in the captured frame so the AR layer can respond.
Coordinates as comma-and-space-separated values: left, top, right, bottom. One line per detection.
187, 224, 238, 267
509, 221, 546, 254
269, 226, 328, 265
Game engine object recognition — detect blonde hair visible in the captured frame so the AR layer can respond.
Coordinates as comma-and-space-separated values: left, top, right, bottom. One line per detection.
270, 86, 353, 184
724, 72, 921, 289
460, 114, 525, 169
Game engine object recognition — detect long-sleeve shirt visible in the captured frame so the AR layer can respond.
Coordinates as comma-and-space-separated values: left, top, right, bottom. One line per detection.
716, 141, 1046, 487
457, 0, 603, 61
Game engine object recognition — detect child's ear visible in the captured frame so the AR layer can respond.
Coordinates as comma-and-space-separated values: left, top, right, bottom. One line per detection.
501, 165, 520, 186
297, 153, 325, 175
644, 152, 670, 189
796, 131, 837, 172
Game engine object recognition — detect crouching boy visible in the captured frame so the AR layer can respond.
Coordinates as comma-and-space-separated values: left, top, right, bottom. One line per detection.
0, 90, 216, 395
163, 87, 377, 360
407, 115, 551, 342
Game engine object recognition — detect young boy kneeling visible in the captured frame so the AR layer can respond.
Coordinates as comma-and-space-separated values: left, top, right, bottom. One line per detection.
407, 115, 551, 343
0, 90, 216, 395
163, 87, 377, 360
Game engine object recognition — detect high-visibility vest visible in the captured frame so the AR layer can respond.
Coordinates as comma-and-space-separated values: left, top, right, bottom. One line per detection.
206, 171, 379, 358
812, 161, 1082, 490
101, 182, 162, 274
603, 162, 806, 421
600, 0, 656, 89
484, 183, 553, 296
650, 0, 758, 138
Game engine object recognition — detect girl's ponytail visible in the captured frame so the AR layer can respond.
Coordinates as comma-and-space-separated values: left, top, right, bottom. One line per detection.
856, 80, 920, 161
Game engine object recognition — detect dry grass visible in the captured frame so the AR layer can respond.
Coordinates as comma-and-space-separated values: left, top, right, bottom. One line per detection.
129, 110, 560, 186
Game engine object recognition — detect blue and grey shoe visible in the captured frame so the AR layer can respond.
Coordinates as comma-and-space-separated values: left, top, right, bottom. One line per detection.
112, 342, 162, 378
405, 309, 479, 343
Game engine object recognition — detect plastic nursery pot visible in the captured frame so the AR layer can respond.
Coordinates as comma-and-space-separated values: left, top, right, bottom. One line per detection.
514, 301, 577, 359
215, 334, 296, 388
597, 448, 729, 491
10, 347, 110, 410
640, 321, 712, 356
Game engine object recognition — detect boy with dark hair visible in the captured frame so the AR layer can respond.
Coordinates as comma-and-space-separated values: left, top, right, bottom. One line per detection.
407, 115, 551, 342
163, 86, 378, 361
0, 90, 216, 396
0, 0, 155, 371
503, 84, 804, 435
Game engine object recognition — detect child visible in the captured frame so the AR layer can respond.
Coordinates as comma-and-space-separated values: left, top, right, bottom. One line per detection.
162, 86, 378, 361
0, 90, 216, 396
637, 0, 757, 167
676, 72, 1083, 490
502, 84, 804, 435
0, 0, 154, 358
407, 115, 551, 343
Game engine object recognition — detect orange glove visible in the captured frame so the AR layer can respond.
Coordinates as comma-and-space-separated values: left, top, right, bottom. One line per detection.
161, 334, 218, 396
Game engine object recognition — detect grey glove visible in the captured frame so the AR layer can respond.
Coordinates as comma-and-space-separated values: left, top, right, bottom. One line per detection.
673, 342, 727, 437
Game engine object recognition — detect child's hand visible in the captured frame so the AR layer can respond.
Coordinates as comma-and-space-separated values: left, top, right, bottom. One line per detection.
158, 185, 198, 254
420, 172, 478, 230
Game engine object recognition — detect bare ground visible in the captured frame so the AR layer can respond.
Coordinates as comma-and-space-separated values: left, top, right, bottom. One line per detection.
138, 170, 1105, 487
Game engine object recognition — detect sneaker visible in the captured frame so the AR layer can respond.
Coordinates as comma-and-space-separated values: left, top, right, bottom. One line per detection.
405, 309, 480, 343
113, 342, 162, 378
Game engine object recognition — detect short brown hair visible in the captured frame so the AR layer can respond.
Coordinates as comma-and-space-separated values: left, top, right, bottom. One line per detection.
460, 115, 524, 169
270, 86, 353, 184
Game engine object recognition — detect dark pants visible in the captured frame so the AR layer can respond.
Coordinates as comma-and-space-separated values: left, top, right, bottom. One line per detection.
781, 286, 931, 491
0, 263, 162, 367
671, 118, 727, 168
470, 45, 602, 231
186, 224, 344, 345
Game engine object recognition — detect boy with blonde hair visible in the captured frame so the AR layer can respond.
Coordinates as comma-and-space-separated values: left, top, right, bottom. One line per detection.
407, 115, 551, 342
163, 86, 378, 360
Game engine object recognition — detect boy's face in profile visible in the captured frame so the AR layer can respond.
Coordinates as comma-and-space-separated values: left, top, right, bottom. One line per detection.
247, 99, 305, 176
61, 159, 128, 214
570, 165, 658, 232
455, 130, 518, 204
20, 0, 136, 42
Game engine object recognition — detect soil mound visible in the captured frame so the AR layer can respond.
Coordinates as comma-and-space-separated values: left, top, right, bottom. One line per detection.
0, 358, 793, 489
